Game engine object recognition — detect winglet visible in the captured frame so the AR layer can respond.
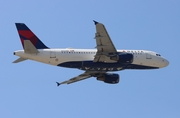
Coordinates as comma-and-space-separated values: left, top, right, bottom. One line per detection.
93, 20, 99, 25
56, 82, 61, 86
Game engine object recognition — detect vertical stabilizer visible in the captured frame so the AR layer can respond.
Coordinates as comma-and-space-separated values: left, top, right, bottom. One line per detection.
15, 23, 49, 50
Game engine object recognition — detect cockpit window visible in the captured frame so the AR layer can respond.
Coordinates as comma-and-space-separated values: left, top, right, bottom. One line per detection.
156, 54, 161, 56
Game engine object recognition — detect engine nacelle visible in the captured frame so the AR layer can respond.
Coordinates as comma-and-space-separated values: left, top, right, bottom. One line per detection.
97, 74, 120, 84
110, 53, 133, 63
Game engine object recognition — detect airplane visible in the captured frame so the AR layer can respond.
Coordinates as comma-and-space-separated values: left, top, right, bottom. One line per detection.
13, 21, 169, 86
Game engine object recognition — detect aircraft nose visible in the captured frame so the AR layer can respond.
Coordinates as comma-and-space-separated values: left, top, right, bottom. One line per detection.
162, 58, 169, 67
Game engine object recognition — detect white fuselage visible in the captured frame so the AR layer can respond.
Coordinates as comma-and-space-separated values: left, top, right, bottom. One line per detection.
14, 48, 169, 71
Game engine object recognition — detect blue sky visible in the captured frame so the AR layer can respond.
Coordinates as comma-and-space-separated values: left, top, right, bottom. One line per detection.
1, 0, 180, 118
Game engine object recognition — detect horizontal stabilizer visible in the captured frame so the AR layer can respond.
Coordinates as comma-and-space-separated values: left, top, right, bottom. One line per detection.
13, 57, 27, 63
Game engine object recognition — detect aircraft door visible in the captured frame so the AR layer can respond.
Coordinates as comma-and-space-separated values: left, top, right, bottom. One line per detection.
50, 50, 56, 58
146, 53, 152, 59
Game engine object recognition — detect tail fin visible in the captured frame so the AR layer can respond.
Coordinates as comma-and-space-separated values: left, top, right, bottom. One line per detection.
15, 23, 49, 50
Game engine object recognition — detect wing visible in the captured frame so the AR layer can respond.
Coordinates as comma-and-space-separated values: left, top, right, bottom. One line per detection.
93, 21, 118, 62
56, 71, 107, 86
56, 72, 92, 86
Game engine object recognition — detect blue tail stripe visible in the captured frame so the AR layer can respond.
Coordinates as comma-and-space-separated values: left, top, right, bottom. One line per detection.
15, 23, 30, 30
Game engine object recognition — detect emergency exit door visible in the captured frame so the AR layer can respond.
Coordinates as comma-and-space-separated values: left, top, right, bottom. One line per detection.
50, 51, 56, 58
146, 53, 152, 59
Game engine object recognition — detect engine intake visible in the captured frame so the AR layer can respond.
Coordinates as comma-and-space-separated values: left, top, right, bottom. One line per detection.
110, 53, 133, 63
97, 73, 120, 84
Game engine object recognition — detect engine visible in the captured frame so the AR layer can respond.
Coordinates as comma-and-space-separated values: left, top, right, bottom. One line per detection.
97, 73, 120, 84
110, 53, 133, 63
